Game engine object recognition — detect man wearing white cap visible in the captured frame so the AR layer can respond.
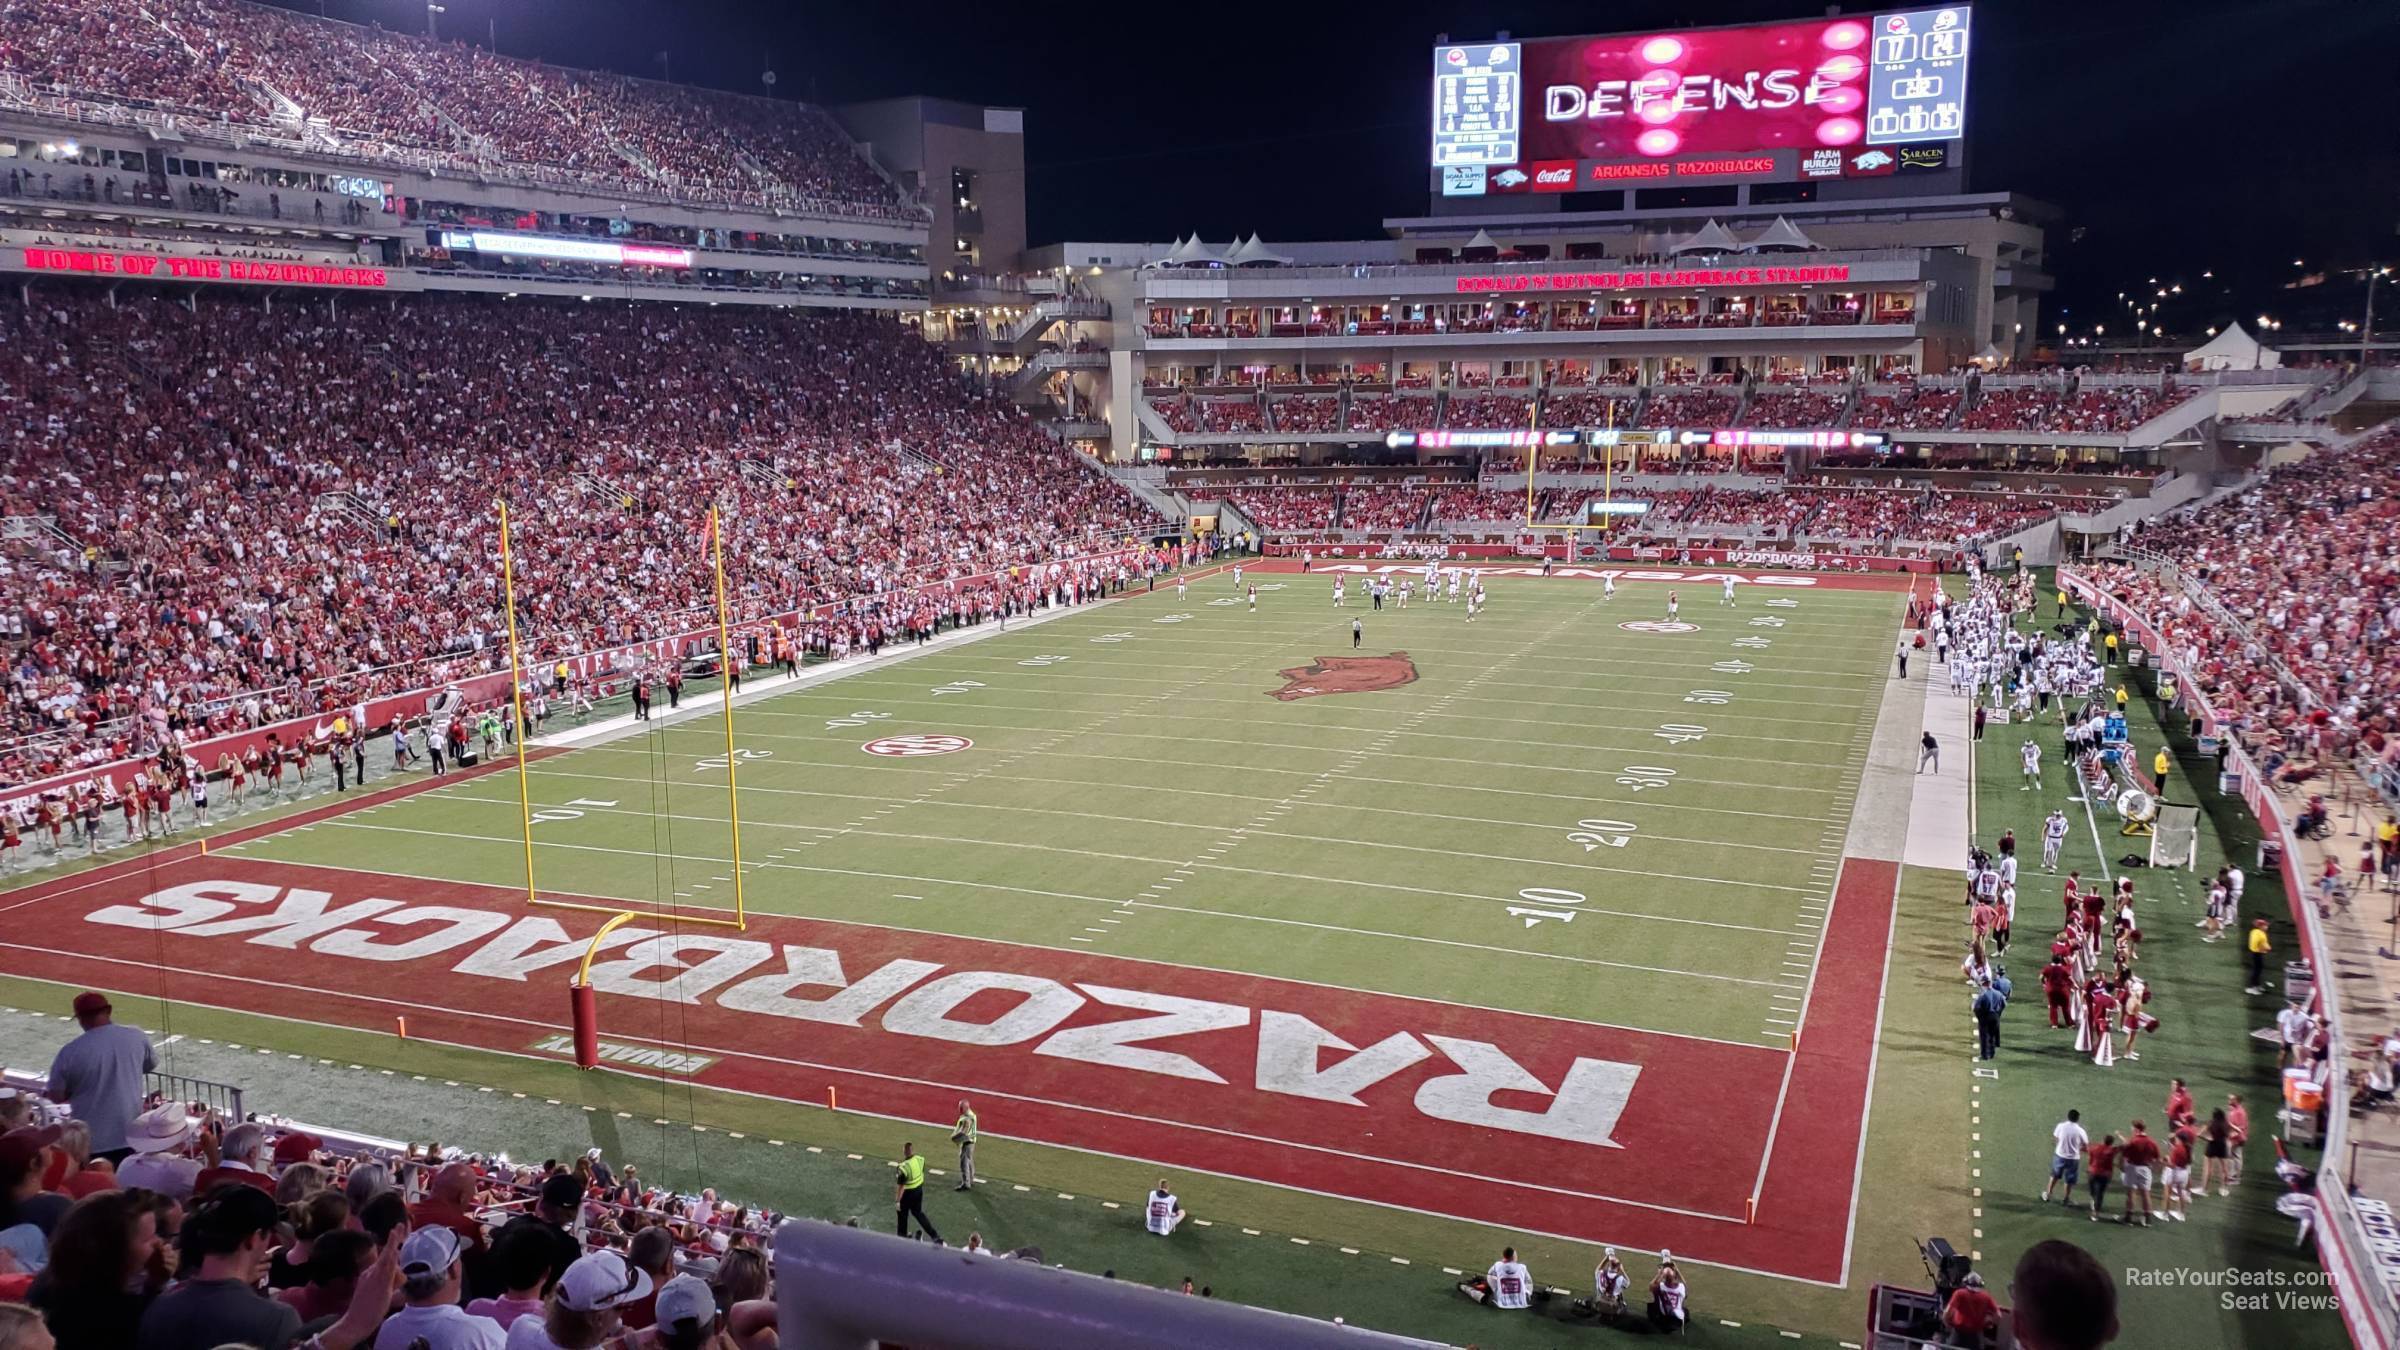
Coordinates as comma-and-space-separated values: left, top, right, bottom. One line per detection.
115, 1103, 211, 1201
649, 1273, 719, 1346
503, 1249, 652, 1349
375, 1225, 505, 1349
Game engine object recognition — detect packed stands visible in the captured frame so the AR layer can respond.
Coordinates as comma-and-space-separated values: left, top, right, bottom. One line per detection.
1198, 397, 1265, 435
1440, 393, 1533, 429
0, 290, 1152, 785
1850, 385, 1964, 430
1427, 486, 1523, 521
1224, 488, 1336, 531
0, 0, 910, 219
1741, 388, 1847, 429
1148, 396, 1201, 433
1271, 395, 1343, 433
2115, 426, 2400, 798
1958, 380, 2195, 434
1337, 486, 1427, 531
1641, 389, 1739, 428
1344, 395, 1426, 433
1540, 391, 1639, 429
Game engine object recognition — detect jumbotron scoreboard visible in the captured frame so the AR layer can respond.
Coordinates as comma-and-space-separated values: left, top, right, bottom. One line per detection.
1432, 7, 1970, 195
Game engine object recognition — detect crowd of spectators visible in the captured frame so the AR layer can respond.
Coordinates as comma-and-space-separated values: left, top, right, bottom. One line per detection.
2110, 426, 2400, 799
1196, 397, 1264, 435
0, 289, 1153, 787
1440, 394, 1532, 430
1959, 382, 2194, 435
1741, 389, 1847, 429
1343, 396, 1422, 434
1270, 396, 1342, 434
1849, 387, 1964, 430
1640, 390, 1739, 428
0, 0, 909, 219
1538, 392, 1637, 430
1223, 488, 1335, 531
1336, 486, 1426, 532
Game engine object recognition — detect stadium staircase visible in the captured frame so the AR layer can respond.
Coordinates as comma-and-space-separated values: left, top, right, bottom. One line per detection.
314, 491, 388, 534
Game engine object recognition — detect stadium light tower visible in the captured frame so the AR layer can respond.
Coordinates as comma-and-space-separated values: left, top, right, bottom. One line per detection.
2365, 266, 2390, 369
425, 3, 445, 38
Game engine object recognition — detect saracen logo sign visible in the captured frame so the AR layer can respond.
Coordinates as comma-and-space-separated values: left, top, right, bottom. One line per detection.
1268, 653, 1419, 701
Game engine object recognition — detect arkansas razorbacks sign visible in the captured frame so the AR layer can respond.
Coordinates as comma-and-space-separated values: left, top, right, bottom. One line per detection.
1267, 652, 1418, 702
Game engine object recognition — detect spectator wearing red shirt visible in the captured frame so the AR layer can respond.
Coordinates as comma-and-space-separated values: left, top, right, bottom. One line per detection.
2116, 1123, 2161, 1226
2083, 1134, 2118, 1221
1944, 1272, 2001, 1345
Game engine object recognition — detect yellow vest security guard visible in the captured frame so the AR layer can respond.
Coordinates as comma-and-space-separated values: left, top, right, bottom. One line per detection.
894, 1143, 943, 1244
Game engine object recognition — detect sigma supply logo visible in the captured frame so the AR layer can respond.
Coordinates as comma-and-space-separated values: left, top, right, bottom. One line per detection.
1845, 148, 1897, 177
1441, 166, 1487, 197
1268, 653, 1419, 702
530, 1034, 714, 1075
1896, 143, 1950, 173
1800, 148, 1845, 179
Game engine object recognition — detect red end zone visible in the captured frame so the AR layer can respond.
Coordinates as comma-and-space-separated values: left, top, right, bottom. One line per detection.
0, 850, 1895, 1284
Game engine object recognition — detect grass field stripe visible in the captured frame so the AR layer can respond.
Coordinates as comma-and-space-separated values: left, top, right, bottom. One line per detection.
1187, 862, 1815, 924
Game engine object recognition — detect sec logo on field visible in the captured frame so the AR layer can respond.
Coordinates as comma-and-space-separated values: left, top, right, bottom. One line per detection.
1620, 620, 1699, 634
862, 734, 973, 757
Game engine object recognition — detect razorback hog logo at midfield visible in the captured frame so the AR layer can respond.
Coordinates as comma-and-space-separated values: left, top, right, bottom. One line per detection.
1268, 652, 1418, 702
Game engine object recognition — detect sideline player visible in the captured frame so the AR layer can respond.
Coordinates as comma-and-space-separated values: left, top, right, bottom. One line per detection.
2020, 739, 2042, 791
2041, 808, 2069, 872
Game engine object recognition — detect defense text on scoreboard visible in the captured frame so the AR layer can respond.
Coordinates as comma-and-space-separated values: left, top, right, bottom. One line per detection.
1432, 7, 1970, 192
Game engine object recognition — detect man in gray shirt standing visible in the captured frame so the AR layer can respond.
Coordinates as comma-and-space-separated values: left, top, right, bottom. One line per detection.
46, 991, 154, 1162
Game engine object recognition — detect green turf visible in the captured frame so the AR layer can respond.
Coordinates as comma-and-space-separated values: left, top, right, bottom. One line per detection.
1926, 571, 2347, 1347
2, 572, 1957, 1344
215, 576, 1901, 1048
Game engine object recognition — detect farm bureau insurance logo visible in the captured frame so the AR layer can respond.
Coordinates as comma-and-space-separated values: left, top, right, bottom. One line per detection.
862, 734, 973, 757
1268, 653, 1418, 702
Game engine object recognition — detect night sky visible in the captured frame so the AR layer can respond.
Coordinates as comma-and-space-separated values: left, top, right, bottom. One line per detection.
268, 0, 2398, 337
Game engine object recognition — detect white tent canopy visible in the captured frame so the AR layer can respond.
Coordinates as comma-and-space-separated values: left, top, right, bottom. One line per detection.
1226, 233, 1294, 266
1462, 228, 1501, 253
2184, 323, 2280, 371
1159, 235, 1225, 267
1741, 216, 1822, 252
1668, 220, 1744, 255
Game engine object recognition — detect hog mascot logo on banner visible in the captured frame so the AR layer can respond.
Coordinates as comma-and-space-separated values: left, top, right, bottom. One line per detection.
1267, 653, 1419, 702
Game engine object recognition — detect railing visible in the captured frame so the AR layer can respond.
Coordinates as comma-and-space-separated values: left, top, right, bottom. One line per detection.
2061, 567, 2394, 1350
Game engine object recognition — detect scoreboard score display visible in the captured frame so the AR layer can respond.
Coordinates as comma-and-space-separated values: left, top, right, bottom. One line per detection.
1432, 7, 1970, 194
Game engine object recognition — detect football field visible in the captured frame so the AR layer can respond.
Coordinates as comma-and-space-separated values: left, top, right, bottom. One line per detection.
0, 561, 1915, 1284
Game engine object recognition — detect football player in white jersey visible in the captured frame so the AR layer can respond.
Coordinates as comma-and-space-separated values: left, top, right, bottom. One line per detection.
1603, 574, 1617, 601
1721, 575, 1737, 607
2041, 808, 2069, 872
2020, 739, 2042, 791
1479, 1247, 1532, 1310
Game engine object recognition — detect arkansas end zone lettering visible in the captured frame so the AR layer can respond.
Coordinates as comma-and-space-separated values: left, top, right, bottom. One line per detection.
89, 877, 1662, 1156
16, 852, 1880, 1275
